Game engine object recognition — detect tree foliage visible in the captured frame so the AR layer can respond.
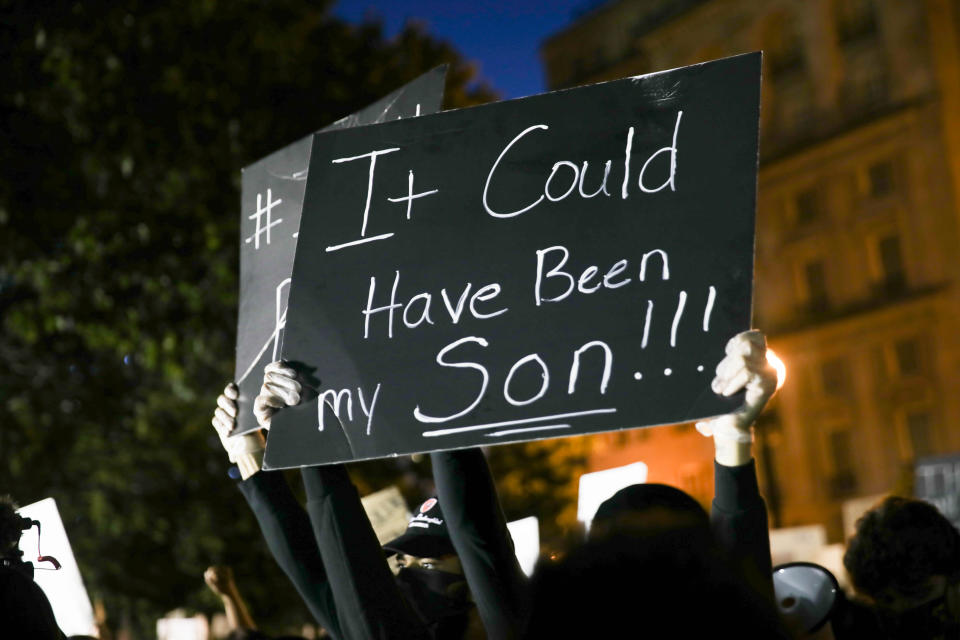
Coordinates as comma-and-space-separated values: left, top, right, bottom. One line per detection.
0, 1, 503, 634
1, 1, 591, 634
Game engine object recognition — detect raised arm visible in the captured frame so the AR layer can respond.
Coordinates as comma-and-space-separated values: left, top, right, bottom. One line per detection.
695, 330, 778, 585
431, 448, 529, 639
254, 364, 428, 640
211, 382, 342, 635
204, 565, 257, 632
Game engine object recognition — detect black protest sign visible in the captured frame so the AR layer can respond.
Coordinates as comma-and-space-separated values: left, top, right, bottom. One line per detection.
263, 53, 760, 468
915, 454, 960, 530
232, 66, 447, 434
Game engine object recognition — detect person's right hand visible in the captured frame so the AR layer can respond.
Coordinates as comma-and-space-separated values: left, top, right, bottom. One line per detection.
695, 330, 778, 466
212, 382, 264, 462
253, 361, 302, 429
204, 565, 236, 597
212, 382, 264, 479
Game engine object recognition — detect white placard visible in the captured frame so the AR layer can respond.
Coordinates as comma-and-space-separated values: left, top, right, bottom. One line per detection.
577, 462, 649, 530
506, 516, 540, 577
361, 485, 411, 545
17, 497, 96, 637
156, 614, 208, 640
769, 524, 827, 567
814, 543, 850, 590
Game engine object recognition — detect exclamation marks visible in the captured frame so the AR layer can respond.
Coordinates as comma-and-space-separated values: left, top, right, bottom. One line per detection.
670, 290, 687, 347
703, 285, 716, 332
640, 286, 714, 349
634, 285, 717, 383
641, 299, 653, 349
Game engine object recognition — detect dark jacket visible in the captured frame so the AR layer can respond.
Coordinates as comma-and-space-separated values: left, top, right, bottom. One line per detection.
241, 449, 528, 640
239, 465, 427, 640
431, 450, 529, 639
711, 459, 773, 593
0, 561, 64, 640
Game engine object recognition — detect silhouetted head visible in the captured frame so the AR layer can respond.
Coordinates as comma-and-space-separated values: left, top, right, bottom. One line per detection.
844, 496, 960, 638
0, 497, 21, 556
526, 522, 788, 638
590, 483, 709, 540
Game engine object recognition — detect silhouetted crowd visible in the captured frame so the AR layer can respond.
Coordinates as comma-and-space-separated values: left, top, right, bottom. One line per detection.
4, 330, 960, 638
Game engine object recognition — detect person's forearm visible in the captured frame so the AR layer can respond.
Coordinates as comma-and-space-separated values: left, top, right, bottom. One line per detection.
220, 594, 241, 630
711, 460, 773, 594
237, 471, 340, 632
220, 591, 256, 631
302, 465, 429, 640
432, 449, 529, 639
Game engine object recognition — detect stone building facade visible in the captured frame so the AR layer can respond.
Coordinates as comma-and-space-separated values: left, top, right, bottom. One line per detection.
542, 0, 960, 538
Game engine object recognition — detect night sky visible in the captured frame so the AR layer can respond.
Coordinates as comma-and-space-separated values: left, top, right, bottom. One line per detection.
332, 0, 599, 99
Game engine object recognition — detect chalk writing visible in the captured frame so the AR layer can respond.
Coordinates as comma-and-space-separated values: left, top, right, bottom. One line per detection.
235, 67, 448, 437
318, 382, 382, 435
481, 112, 682, 220
263, 53, 761, 468
245, 189, 283, 250
387, 170, 439, 220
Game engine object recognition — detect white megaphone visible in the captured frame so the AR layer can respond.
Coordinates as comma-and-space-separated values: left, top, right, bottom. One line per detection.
772, 562, 839, 638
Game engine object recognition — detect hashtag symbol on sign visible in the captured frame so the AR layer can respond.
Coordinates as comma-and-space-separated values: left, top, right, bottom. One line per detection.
245, 189, 284, 250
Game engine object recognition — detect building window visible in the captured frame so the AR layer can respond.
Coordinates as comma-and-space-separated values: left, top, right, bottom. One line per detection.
820, 357, 850, 395
841, 43, 889, 110
906, 411, 933, 459
875, 336, 927, 382
863, 66, 888, 106
893, 337, 922, 376
828, 429, 858, 496
836, 0, 878, 43
868, 160, 895, 197
878, 235, 903, 279
774, 75, 814, 137
765, 11, 805, 75
803, 259, 829, 311
829, 429, 854, 471
794, 188, 821, 226
873, 233, 905, 292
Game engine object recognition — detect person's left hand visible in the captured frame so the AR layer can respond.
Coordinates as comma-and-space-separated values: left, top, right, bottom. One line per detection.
695, 330, 777, 465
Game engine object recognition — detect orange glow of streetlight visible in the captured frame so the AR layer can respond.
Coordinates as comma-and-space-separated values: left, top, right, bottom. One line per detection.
766, 348, 787, 391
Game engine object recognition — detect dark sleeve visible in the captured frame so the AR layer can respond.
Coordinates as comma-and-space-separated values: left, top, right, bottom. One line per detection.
301, 464, 428, 640
431, 449, 529, 640
237, 470, 342, 637
711, 459, 773, 594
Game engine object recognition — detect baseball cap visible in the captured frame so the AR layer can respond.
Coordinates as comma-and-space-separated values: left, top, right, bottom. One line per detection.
383, 497, 456, 558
